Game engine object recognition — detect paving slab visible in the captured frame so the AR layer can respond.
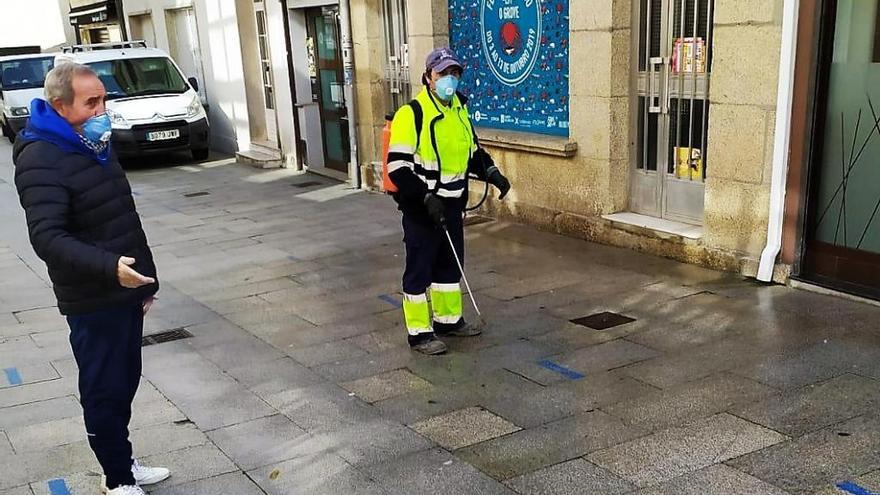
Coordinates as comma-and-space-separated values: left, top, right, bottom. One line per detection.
508, 339, 659, 387
586, 413, 788, 488
364, 448, 514, 495
0, 377, 77, 409
0, 396, 81, 430
0, 486, 34, 495
149, 472, 266, 495
601, 372, 777, 431
733, 373, 880, 437
729, 414, 880, 494
207, 414, 310, 471
733, 340, 880, 391
28, 472, 103, 495
411, 406, 522, 451
250, 452, 389, 495
456, 410, 645, 480
620, 338, 766, 389
138, 444, 238, 490
0, 441, 98, 491
141, 342, 275, 431
341, 368, 432, 403
504, 458, 635, 495
0, 364, 60, 389
634, 464, 790, 494
6, 416, 85, 453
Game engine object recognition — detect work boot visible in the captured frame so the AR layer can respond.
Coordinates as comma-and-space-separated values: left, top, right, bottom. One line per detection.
132, 459, 170, 485
410, 336, 448, 355
437, 319, 483, 337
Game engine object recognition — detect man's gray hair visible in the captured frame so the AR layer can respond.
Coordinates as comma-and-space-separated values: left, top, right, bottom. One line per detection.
44, 62, 97, 104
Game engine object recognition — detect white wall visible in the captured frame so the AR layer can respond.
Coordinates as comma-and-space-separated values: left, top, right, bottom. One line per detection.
265, 0, 299, 167
0, 0, 76, 50
121, 0, 251, 154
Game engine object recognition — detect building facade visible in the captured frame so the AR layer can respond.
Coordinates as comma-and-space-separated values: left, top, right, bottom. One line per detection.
353, 0, 792, 283
68, 0, 128, 44
104, 0, 876, 301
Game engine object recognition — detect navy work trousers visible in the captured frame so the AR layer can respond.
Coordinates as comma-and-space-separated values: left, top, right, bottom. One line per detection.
67, 303, 143, 489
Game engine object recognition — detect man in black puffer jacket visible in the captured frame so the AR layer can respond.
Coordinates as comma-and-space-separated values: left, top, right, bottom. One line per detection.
13, 63, 169, 495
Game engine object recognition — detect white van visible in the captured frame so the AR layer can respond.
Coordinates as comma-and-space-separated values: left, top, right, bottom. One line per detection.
0, 53, 55, 142
56, 41, 210, 160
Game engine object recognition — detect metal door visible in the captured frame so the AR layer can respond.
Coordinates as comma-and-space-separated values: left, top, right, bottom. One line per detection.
631, 0, 714, 225
382, 0, 411, 114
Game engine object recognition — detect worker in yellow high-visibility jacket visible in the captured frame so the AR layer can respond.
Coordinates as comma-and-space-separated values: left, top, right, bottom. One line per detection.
386, 47, 511, 355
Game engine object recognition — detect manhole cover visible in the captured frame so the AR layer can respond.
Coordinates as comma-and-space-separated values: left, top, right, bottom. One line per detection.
571, 312, 636, 330
184, 191, 210, 198
292, 181, 322, 188
142, 328, 193, 346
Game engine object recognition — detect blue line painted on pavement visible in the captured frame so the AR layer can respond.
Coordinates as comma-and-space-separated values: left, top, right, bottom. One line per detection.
538, 359, 585, 380
3, 367, 22, 386
379, 294, 402, 308
48, 479, 71, 495
838, 482, 879, 495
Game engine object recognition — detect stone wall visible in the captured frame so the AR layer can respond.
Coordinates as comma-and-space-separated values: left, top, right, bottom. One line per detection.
353, 0, 786, 277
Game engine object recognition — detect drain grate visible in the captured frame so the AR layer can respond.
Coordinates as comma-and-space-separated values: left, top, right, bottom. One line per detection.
184, 191, 210, 198
464, 215, 494, 226
292, 181, 322, 188
570, 312, 636, 330
142, 328, 193, 346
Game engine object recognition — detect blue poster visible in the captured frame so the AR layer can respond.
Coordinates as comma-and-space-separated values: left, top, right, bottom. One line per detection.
449, 0, 570, 137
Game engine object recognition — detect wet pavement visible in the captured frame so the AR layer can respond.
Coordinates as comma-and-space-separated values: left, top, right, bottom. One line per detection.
1, 139, 879, 494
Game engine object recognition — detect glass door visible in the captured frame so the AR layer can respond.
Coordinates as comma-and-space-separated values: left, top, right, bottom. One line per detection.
631, 0, 714, 224
306, 6, 350, 173
802, 0, 880, 299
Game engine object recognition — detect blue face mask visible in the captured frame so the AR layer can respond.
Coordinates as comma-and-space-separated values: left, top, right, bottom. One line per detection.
435, 75, 460, 101
81, 113, 112, 144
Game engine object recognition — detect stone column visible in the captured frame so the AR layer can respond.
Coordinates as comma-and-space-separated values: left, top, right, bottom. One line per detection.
406, 0, 448, 88
569, 0, 632, 214
350, 0, 389, 188
265, 0, 300, 167
235, 0, 269, 144
704, 2, 782, 261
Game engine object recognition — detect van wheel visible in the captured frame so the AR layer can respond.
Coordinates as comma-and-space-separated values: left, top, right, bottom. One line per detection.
192, 148, 209, 161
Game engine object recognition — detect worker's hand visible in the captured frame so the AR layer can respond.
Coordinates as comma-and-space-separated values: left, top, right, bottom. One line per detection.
488, 170, 511, 200
423, 193, 446, 227
117, 256, 155, 289
143, 296, 157, 315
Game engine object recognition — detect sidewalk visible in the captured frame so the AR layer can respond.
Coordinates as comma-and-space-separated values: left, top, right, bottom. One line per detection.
1, 141, 880, 495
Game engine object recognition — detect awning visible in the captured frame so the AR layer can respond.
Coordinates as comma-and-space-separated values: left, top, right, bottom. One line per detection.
69, 1, 117, 26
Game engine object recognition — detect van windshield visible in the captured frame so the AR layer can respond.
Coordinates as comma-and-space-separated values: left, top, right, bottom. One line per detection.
87, 57, 190, 100
0, 57, 54, 90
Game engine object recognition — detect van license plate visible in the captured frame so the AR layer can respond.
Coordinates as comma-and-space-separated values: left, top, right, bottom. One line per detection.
146, 129, 180, 141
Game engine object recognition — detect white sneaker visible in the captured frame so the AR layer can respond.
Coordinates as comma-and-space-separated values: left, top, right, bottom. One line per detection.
132, 459, 171, 485
106, 486, 146, 495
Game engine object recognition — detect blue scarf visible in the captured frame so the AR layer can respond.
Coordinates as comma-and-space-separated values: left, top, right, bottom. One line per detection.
19, 99, 111, 167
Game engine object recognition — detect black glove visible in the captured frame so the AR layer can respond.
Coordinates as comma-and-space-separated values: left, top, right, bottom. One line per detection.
488, 169, 511, 199
424, 193, 446, 227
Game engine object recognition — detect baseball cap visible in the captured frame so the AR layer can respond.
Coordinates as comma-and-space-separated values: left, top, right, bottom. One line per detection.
425, 47, 463, 73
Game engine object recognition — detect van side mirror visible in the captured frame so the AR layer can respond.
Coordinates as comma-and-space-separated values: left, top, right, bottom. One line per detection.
188, 77, 199, 92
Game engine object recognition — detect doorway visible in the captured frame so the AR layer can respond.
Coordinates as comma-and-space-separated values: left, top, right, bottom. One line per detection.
165, 7, 207, 101
255, 1, 278, 145
305, 6, 350, 173
631, 0, 714, 225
